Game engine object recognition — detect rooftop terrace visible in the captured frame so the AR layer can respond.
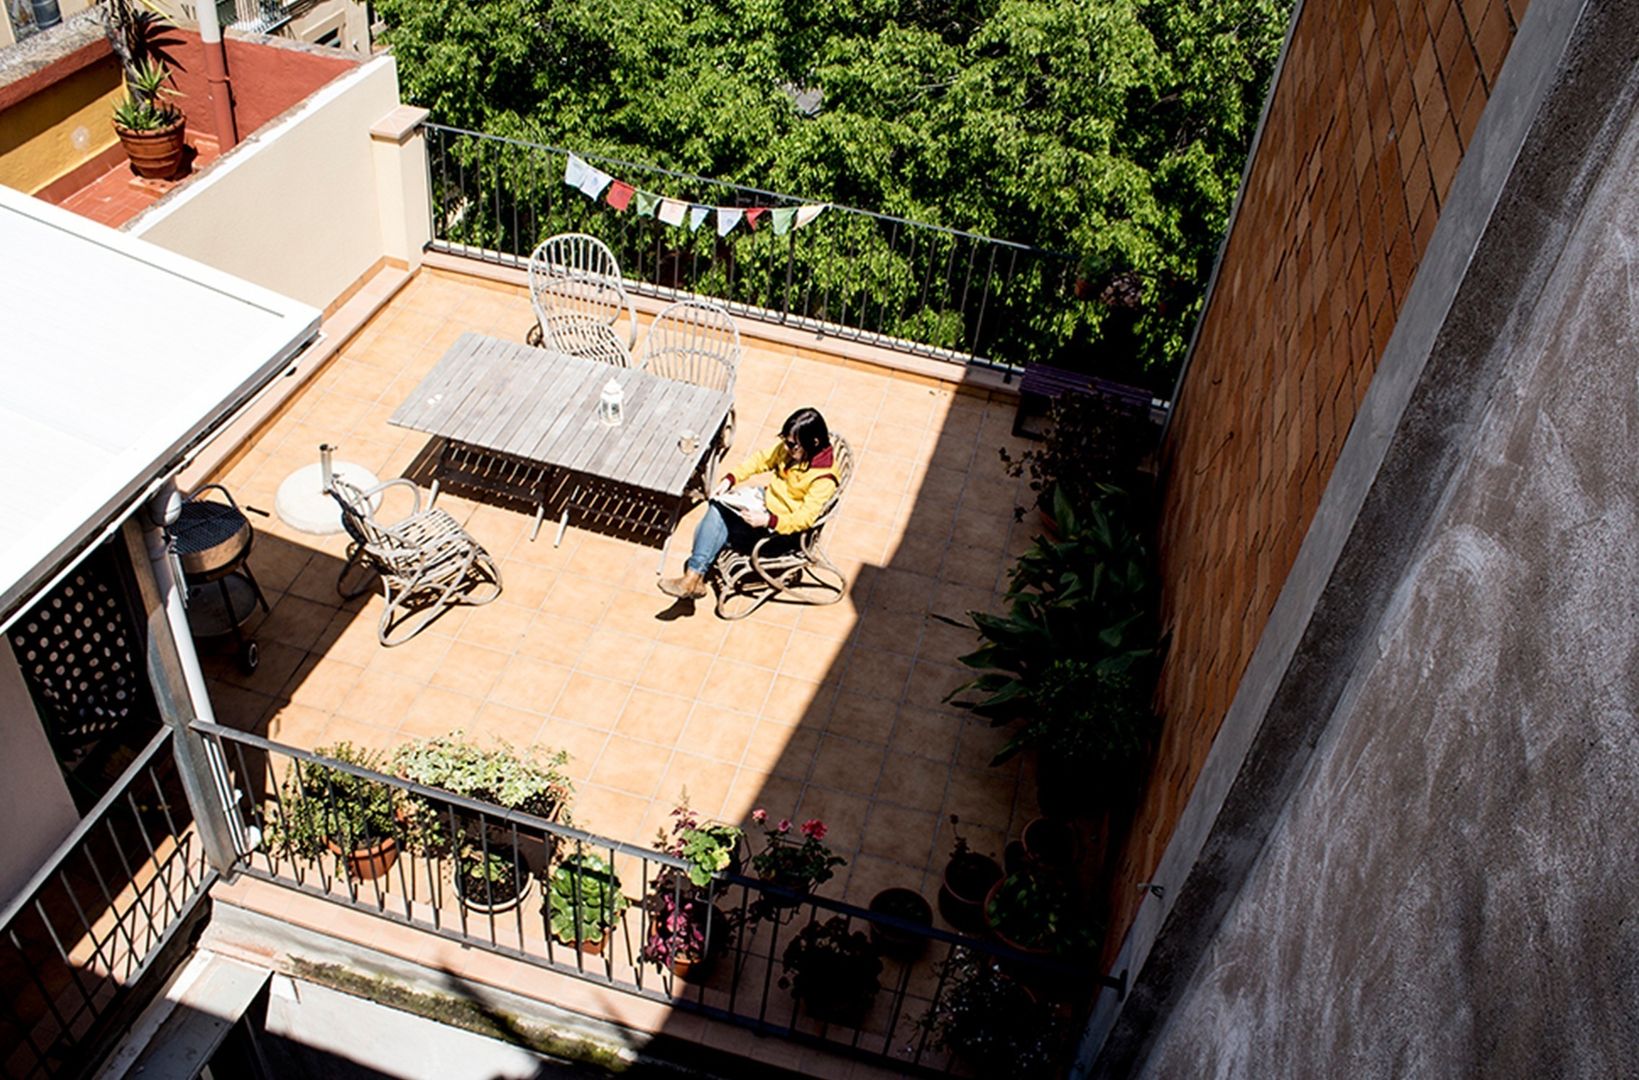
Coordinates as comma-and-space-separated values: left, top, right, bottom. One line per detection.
201, 263, 1041, 925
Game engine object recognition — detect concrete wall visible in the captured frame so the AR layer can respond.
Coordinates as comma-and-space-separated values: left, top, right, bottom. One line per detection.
1114, 0, 1527, 952
1088, 1, 1639, 1074
1139, 33, 1639, 1071
131, 55, 414, 311
0, 648, 80, 904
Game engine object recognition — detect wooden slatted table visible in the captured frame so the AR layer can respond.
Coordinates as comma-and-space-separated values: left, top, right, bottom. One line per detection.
390, 332, 733, 564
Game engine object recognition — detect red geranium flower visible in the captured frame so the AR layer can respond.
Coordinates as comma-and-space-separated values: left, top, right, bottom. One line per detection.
800, 819, 827, 841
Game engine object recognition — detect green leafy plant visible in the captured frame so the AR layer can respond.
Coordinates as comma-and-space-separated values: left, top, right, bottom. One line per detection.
453, 843, 529, 907
391, 732, 572, 849
984, 862, 1098, 957
1000, 392, 1155, 521
547, 852, 628, 946
267, 742, 399, 859
655, 797, 742, 888
778, 916, 883, 1023
947, 489, 1159, 771
920, 948, 1064, 1077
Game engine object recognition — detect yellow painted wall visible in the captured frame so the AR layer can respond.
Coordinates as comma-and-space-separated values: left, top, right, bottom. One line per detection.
0, 56, 124, 196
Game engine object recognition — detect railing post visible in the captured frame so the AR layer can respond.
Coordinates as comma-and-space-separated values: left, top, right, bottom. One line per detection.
120, 508, 243, 877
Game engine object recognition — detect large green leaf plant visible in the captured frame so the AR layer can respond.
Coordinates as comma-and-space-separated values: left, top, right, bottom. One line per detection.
946, 486, 1161, 805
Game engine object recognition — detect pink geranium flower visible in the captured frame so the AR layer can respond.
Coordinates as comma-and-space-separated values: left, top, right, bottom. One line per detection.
751, 808, 767, 824
776, 818, 792, 833
800, 819, 827, 841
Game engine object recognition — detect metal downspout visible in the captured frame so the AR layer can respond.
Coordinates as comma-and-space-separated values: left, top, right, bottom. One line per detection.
197, 0, 239, 150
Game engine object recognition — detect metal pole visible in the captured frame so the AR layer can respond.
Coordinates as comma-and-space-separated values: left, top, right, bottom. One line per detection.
121, 500, 242, 876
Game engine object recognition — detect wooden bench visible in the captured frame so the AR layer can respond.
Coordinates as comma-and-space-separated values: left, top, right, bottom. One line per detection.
1012, 364, 1166, 438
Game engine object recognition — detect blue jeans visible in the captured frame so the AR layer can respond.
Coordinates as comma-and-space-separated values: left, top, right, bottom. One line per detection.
686, 503, 751, 574
686, 503, 796, 574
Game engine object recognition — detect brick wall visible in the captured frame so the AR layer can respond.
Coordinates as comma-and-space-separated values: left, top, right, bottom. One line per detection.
1106, 0, 1526, 950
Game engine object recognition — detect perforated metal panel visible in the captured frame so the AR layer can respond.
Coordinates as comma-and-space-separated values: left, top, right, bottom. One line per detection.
8, 542, 158, 774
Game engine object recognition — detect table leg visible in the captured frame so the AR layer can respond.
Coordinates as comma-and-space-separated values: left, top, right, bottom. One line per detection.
530, 500, 545, 542
657, 500, 682, 574
554, 508, 570, 547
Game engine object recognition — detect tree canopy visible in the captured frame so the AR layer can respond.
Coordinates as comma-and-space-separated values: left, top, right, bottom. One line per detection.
379, 0, 1289, 379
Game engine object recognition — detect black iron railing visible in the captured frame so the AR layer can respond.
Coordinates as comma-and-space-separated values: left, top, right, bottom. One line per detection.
0, 729, 213, 1080
200, 722, 1109, 1075
422, 123, 1078, 375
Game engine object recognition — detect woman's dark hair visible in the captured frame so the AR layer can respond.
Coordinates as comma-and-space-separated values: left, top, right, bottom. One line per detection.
780, 408, 830, 460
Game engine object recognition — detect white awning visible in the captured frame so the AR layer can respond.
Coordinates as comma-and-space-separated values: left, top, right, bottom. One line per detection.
0, 187, 320, 630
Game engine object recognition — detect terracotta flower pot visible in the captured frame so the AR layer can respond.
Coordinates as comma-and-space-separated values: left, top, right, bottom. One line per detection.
325, 833, 398, 881
116, 116, 188, 180
938, 851, 1002, 933
1021, 818, 1075, 868
868, 887, 933, 958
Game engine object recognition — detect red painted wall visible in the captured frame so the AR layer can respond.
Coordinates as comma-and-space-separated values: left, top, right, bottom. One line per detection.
158, 30, 359, 142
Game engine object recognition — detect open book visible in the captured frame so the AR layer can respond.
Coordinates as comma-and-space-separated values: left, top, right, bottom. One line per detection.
713, 486, 768, 517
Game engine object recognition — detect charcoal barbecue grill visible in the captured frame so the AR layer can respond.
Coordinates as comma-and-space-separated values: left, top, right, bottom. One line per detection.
171, 484, 269, 673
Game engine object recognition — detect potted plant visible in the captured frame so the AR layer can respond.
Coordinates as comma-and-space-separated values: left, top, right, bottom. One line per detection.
937, 816, 1002, 933
452, 843, 532, 915
268, 742, 401, 881
998, 395, 1153, 527
942, 491, 1161, 816
547, 852, 628, 954
983, 863, 1079, 958
748, 809, 845, 915
867, 887, 933, 958
639, 885, 727, 982
920, 948, 1063, 1078
655, 797, 742, 887
778, 916, 883, 1024
1020, 817, 1075, 869
392, 732, 572, 869
104, 1, 189, 180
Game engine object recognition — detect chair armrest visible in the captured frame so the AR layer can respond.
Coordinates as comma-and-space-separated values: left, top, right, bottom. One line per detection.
359, 477, 425, 520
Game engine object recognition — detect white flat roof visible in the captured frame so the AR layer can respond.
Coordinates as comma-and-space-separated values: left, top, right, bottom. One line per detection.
0, 187, 320, 629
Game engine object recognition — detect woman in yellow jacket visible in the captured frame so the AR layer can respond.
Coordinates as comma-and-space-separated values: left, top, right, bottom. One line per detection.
659, 408, 839, 600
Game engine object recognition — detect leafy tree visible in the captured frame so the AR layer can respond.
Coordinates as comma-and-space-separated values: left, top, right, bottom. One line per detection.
379, 0, 1289, 378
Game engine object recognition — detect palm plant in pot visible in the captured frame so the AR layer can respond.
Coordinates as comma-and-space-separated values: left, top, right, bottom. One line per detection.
547, 851, 628, 954
104, 0, 189, 179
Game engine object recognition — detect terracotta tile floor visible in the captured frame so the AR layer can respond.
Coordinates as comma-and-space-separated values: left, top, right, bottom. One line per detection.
200, 266, 1041, 928
58, 135, 222, 229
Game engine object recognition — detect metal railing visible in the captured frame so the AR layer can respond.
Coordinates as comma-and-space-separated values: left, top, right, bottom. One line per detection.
200, 722, 1111, 1075
423, 123, 1080, 375
0, 729, 214, 1080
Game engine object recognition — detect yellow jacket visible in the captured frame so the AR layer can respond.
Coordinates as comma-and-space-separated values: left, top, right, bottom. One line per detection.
726, 442, 839, 534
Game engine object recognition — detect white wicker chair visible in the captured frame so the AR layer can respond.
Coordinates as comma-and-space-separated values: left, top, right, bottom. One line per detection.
330, 478, 502, 646
527, 233, 637, 366
639, 298, 741, 494
711, 435, 853, 621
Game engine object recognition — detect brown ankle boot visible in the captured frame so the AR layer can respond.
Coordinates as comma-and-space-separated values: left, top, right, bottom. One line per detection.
658, 570, 707, 599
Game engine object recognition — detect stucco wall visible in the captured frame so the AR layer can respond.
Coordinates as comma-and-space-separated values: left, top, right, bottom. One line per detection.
0, 649, 79, 903
1113, 0, 1527, 949
0, 39, 121, 195
1135, 12, 1639, 1075
131, 56, 397, 310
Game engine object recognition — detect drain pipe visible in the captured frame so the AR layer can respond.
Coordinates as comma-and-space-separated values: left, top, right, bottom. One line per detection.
135, 484, 251, 869
196, 0, 239, 150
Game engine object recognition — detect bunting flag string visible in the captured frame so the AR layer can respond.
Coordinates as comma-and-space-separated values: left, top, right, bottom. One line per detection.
561, 154, 828, 237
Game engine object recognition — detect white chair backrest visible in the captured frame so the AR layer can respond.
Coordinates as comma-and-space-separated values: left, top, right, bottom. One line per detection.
528, 233, 630, 330
810, 434, 853, 533
638, 299, 741, 392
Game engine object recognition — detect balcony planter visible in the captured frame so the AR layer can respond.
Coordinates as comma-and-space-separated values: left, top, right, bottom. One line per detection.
269, 742, 404, 883
779, 915, 883, 1025
547, 853, 627, 955
642, 885, 729, 984
452, 846, 533, 915
867, 887, 933, 959
115, 115, 187, 180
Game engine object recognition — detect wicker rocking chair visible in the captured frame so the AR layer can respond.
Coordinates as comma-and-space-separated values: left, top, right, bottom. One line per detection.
330, 478, 503, 646
711, 435, 854, 621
